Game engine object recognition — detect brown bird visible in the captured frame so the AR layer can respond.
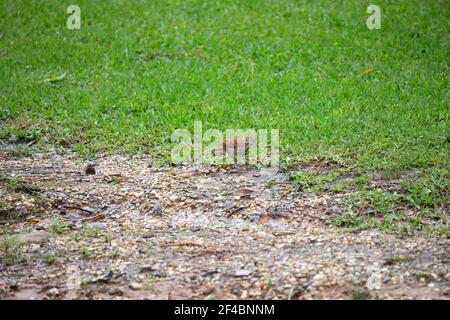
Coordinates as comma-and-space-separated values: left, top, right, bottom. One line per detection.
217, 136, 256, 165
221, 136, 256, 155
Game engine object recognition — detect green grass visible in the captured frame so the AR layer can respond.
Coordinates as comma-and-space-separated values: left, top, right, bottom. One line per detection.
0, 1, 448, 234
400, 168, 448, 210
79, 245, 90, 259
329, 184, 449, 236
46, 219, 67, 234
352, 286, 371, 300
42, 252, 59, 265
0, 236, 25, 265
287, 165, 448, 236
288, 168, 346, 192
69, 227, 107, 243
0, 175, 46, 222
0, 174, 39, 194
0, 0, 447, 166
384, 256, 414, 265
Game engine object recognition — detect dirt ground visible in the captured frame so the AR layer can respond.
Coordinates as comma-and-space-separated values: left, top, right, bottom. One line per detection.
0, 151, 448, 300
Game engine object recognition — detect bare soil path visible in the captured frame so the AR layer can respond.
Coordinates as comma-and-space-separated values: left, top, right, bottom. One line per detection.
0, 153, 448, 299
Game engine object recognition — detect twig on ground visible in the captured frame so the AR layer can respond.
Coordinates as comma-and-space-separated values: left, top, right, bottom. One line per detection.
62, 205, 95, 215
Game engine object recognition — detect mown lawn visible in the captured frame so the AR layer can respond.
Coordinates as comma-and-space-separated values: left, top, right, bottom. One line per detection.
0, 0, 448, 235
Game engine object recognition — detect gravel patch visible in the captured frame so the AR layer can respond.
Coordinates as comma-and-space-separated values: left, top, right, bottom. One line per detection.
0, 153, 448, 299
